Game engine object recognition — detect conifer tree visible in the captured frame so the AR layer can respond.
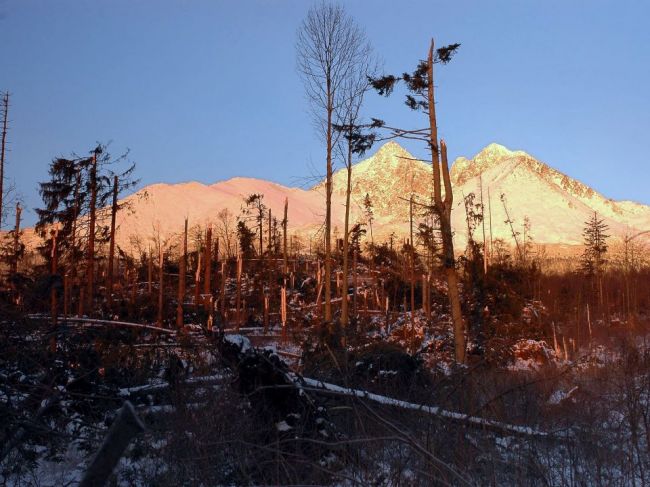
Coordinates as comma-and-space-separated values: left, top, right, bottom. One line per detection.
581, 212, 609, 309
581, 212, 609, 277
243, 193, 266, 257
36, 145, 136, 315
237, 220, 256, 260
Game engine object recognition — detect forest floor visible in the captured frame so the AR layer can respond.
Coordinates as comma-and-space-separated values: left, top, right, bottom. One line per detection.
2, 307, 650, 485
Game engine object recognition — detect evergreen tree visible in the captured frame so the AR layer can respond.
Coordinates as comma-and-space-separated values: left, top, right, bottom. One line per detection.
581, 211, 609, 311
35, 145, 136, 313
363, 193, 374, 246
242, 193, 266, 257
237, 221, 256, 260
581, 212, 609, 277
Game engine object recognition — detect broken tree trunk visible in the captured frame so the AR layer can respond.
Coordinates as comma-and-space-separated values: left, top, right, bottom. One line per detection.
86, 149, 98, 315
194, 251, 201, 312
157, 249, 164, 327
50, 229, 59, 330
79, 401, 145, 487
220, 261, 227, 327
236, 253, 242, 330
426, 39, 466, 363
11, 203, 21, 275
177, 218, 187, 328
107, 175, 119, 310
0, 93, 8, 230
203, 225, 212, 296
283, 197, 288, 274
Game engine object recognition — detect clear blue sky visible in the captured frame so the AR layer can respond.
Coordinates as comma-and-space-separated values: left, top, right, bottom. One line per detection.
1, 0, 649, 226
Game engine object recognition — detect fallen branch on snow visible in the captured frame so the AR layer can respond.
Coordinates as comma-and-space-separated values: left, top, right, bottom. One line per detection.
298, 377, 566, 441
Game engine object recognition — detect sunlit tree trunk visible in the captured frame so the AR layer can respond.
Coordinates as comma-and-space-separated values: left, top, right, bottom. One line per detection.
427, 40, 466, 363
107, 175, 119, 311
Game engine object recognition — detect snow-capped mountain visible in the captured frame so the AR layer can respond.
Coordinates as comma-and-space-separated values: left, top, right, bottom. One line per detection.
449, 143, 650, 246
34, 141, 649, 253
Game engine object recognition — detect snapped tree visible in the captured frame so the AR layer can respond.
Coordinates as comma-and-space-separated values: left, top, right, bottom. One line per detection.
369, 39, 467, 362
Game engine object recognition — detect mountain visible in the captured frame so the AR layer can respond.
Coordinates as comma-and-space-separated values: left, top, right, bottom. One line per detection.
23, 141, 650, 253
323, 141, 650, 249
449, 143, 650, 247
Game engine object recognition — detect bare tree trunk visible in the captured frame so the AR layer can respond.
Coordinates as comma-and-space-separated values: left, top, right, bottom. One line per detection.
352, 248, 358, 319
236, 253, 242, 330
427, 40, 465, 363
194, 251, 201, 312
79, 401, 144, 487
258, 207, 263, 257
157, 248, 164, 327
479, 173, 488, 274
86, 150, 98, 315
267, 208, 272, 255
341, 146, 353, 327
0, 93, 8, 230
107, 176, 119, 310
263, 292, 269, 333
204, 225, 212, 296
50, 230, 58, 325
281, 283, 287, 339
409, 195, 415, 338
71, 170, 81, 314
11, 203, 21, 275
283, 198, 288, 274
488, 187, 493, 260
324, 79, 333, 324
441, 142, 465, 363
177, 218, 187, 328
220, 261, 226, 328
214, 236, 220, 289
147, 247, 153, 296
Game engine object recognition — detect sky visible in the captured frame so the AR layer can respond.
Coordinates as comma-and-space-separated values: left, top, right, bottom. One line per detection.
1, 0, 649, 226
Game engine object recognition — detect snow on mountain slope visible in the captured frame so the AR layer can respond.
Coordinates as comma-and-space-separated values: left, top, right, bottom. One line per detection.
451, 143, 650, 246
45, 141, 649, 253
112, 177, 347, 250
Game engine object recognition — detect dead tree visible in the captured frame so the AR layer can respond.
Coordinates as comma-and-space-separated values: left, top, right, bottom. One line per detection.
204, 225, 212, 296
107, 175, 119, 309
297, 2, 372, 325
86, 148, 99, 313
500, 192, 522, 262
147, 246, 153, 296
220, 260, 227, 326
283, 197, 288, 274
410, 196, 415, 336
370, 39, 467, 362
157, 248, 164, 327
236, 253, 243, 330
11, 203, 21, 275
79, 401, 145, 487
177, 218, 188, 328
50, 228, 59, 352
0, 92, 8, 229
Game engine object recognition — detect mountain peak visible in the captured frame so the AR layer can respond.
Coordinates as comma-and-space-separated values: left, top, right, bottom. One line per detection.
371, 141, 412, 160
451, 142, 527, 185
476, 142, 517, 160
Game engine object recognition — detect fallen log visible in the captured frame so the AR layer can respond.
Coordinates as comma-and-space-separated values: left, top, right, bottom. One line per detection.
297, 377, 565, 441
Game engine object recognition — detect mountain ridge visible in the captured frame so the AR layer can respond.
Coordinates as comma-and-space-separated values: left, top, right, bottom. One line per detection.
21, 141, 650, 253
